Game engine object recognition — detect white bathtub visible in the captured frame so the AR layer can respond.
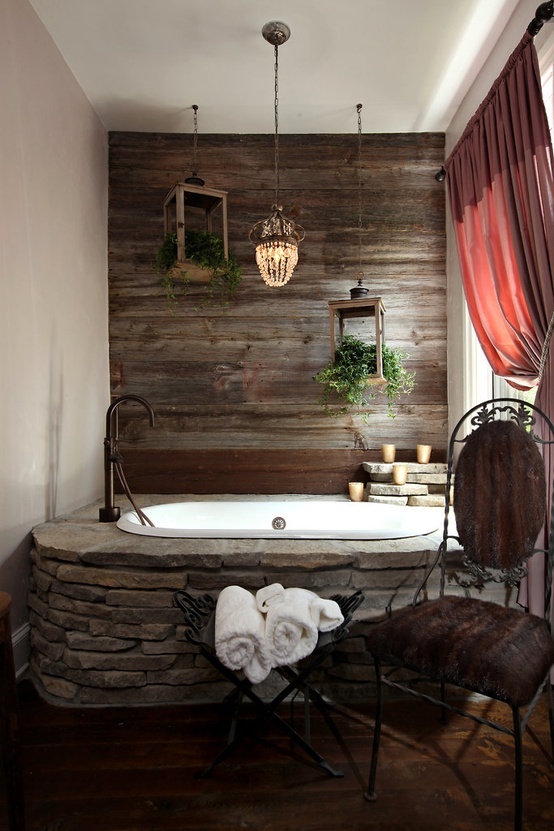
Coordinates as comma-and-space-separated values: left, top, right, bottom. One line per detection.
116, 499, 442, 540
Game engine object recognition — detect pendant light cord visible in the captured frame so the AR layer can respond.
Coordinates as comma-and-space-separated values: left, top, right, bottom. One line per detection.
185, 104, 204, 186
274, 45, 280, 206
191, 104, 199, 177
357, 103, 363, 274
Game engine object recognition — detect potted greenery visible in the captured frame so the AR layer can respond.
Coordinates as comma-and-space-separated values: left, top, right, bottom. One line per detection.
314, 334, 415, 418
154, 229, 242, 309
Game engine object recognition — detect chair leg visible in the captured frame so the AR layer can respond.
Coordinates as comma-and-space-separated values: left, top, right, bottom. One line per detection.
304, 688, 311, 746
440, 679, 447, 724
0, 596, 25, 831
227, 690, 243, 745
547, 682, 554, 763
512, 706, 523, 831
365, 656, 383, 801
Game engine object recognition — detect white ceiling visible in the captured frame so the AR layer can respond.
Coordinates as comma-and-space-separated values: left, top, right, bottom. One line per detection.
29, 0, 523, 134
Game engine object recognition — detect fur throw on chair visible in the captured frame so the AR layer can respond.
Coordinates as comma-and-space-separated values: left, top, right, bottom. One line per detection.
454, 419, 546, 569
366, 594, 554, 707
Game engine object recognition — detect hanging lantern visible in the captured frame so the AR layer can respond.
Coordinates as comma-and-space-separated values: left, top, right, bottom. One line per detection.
163, 105, 229, 281
328, 104, 386, 384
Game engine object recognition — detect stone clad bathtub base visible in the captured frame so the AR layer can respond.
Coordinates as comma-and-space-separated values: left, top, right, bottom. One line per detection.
28, 495, 451, 707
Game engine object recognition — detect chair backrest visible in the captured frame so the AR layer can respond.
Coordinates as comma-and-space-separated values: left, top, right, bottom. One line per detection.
454, 418, 545, 570
433, 399, 554, 613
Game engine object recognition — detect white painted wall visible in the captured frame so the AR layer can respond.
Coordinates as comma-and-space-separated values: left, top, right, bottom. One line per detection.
445, 0, 551, 432
0, 0, 109, 647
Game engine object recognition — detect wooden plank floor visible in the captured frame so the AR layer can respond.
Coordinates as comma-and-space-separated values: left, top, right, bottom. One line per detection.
2, 680, 553, 831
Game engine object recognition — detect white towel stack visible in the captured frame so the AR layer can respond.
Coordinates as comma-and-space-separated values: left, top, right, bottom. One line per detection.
214, 582, 344, 684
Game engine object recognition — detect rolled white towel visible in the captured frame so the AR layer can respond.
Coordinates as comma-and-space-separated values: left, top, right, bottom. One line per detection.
256, 584, 344, 632
310, 597, 344, 633
263, 587, 320, 667
215, 586, 272, 685
256, 582, 285, 612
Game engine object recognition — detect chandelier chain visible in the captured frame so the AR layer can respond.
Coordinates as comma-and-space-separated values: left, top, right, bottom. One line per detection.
185, 104, 204, 186
191, 104, 199, 176
274, 45, 280, 205
357, 103, 363, 273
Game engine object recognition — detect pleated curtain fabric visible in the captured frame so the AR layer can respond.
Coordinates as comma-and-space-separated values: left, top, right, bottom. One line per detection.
445, 31, 554, 619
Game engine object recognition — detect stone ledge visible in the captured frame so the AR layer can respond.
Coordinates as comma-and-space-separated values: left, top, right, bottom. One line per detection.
408, 494, 445, 507
368, 483, 428, 496
367, 494, 408, 505
363, 462, 447, 476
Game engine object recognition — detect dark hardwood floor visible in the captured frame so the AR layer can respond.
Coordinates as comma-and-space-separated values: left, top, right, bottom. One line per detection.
2, 680, 553, 831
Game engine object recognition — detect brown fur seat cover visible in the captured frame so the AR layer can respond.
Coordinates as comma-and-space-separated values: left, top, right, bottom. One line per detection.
367, 418, 554, 708
454, 419, 546, 569
366, 595, 554, 707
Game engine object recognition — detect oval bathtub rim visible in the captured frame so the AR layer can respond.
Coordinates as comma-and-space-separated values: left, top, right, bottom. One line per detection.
115, 498, 444, 541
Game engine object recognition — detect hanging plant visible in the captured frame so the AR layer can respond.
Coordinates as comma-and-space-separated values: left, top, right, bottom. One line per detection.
314, 334, 415, 419
154, 229, 242, 310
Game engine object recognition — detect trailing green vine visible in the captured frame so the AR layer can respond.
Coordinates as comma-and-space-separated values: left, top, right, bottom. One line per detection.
314, 334, 415, 419
154, 229, 242, 310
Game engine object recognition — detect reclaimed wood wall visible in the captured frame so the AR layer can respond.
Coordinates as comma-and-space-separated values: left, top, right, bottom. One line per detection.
108, 131, 447, 494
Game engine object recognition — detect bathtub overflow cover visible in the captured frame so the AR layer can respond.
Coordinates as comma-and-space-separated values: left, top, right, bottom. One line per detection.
272, 516, 286, 531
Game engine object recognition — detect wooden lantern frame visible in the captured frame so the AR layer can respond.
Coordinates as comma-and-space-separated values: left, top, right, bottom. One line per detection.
163, 181, 229, 281
328, 296, 387, 384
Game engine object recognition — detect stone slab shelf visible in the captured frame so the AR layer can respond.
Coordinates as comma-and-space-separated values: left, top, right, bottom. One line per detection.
363, 461, 449, 507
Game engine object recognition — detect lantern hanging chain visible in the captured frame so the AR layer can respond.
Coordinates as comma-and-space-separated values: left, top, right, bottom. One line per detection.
357, 103, 363, 273
274, 44, 280, 206
191, 104, 199, 177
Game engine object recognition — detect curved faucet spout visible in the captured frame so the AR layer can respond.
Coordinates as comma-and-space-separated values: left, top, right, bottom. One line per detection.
99, 395, 156, 522
105, 394, 155, 437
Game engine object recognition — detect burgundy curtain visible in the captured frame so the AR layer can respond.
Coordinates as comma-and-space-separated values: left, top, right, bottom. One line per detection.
445, 32, 554, 617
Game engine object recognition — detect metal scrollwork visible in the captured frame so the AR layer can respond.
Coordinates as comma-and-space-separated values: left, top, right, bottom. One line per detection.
453, 401, 548, 457
328, 590, 365, 643
174, 591, 216, 646
453, 556, 528, 591
469, 402, 536, 432
453, 556, 492, 589
499, 563, 528, 588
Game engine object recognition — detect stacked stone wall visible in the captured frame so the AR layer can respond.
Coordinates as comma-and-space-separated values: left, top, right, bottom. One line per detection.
27, 500, 504, 707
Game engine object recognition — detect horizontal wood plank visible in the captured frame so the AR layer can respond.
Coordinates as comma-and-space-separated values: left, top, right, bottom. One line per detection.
115, 447, 447, 494
14, 679, 554, 831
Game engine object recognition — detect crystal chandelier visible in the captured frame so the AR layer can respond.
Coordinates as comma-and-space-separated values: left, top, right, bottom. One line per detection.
249, 21, 304, 287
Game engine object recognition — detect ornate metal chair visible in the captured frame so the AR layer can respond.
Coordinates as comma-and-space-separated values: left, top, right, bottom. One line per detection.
364, 398, 554, 831
174, 588, 364, 778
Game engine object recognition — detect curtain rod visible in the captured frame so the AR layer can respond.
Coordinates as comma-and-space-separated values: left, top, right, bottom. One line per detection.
528, 0, 554, 35
435, 1, 554, 182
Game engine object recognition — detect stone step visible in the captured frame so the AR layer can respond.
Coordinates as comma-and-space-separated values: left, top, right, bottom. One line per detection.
367, 493, 446, 508
367, 495, 408, 506
363, 462, 448, 476
368, 474, 448, 487
363, 462, 449, 488
406, 473, 449, 485
368, 483, 428, 496
429, 484, 449, 494
407, 494, 446, 507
